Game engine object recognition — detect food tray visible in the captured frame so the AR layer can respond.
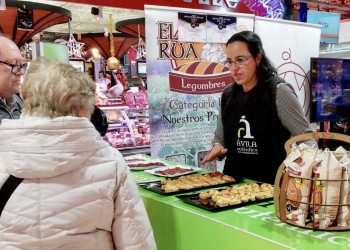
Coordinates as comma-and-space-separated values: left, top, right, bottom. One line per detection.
138, 172, 241, 196
176, 188, 273, 212
144, 165, 202, 177
128, 162, 167, 171
126, 159, 168, 171
125, 154, 169, 170
124, 154, 149, 163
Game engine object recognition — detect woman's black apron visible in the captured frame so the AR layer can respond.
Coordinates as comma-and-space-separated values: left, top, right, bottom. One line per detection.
222, 82, 290, 184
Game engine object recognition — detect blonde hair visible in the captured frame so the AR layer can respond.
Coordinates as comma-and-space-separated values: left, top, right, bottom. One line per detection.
21, 57, 96, 118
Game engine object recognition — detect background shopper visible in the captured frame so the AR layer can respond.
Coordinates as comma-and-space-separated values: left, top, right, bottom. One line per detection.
0, 57, 156, 250
0, 33, 26, 122
200, 31, 314, 184
91, 105, 109, 136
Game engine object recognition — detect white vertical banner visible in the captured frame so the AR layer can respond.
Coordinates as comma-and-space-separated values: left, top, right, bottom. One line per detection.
145, 5, 254, 169
254, 17, 322, 118
339, 20, 350, 43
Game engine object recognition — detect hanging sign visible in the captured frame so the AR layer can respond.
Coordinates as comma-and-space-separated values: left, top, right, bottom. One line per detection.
178, 12, 207, 42
207, 15, 237, 43
306, 10, 340, 44
17, 7, 34, 31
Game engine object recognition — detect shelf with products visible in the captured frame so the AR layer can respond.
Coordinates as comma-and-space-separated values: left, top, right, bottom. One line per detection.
98, 105, 150, 152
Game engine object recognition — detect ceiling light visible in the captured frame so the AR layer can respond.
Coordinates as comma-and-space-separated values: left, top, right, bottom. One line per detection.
92, 48, 99, 58
0, 0, 6, 11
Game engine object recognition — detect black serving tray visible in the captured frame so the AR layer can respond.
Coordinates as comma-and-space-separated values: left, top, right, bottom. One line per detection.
176, 186, 274, 212
138, 174, 242, 196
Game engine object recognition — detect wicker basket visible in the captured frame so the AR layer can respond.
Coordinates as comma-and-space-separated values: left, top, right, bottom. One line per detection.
274, 132, 350, 231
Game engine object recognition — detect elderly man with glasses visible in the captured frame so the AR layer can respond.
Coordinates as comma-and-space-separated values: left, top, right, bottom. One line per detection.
0, 34, 27, 122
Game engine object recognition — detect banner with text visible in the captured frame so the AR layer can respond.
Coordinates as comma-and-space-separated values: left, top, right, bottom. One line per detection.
145, 5, 254, 169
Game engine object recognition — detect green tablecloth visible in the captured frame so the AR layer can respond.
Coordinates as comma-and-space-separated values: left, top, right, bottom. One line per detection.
132, 170, 350, 250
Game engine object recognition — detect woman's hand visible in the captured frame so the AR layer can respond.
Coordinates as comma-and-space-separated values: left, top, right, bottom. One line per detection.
200, 143, 228, 165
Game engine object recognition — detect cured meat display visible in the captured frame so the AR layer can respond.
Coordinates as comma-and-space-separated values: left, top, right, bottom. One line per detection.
128, 161, 167, 169
124, 154, 168, 170
155, 167, 192, 176
145, 165, 202, 177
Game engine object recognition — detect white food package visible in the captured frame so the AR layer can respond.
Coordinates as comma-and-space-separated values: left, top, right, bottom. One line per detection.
336, 152, 350, 227
311, 149, 342, 229
284, 143, 317, 226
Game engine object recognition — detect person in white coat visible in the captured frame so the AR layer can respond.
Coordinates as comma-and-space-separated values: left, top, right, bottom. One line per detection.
0, 57, 157, 250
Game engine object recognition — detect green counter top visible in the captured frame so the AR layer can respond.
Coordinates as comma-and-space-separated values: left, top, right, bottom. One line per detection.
132, 170, 350, 250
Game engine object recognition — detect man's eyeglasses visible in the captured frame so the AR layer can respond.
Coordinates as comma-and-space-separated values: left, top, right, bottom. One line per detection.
0, 60, 28, 74
224, 55, 253, 67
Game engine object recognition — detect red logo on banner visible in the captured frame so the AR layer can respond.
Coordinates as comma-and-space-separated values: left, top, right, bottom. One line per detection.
169, 60, 232, 94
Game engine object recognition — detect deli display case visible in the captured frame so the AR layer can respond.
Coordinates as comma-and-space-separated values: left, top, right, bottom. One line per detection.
99, 105, 150, 156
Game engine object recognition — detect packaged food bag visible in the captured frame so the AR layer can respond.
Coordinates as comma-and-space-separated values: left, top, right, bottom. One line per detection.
311, 149, 342, 229
284, 143, 318, 226
334, 146, 349, 161
336, 152, 350, 227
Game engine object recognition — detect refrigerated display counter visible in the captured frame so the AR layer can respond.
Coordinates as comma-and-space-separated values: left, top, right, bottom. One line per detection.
99, 105, 150, 156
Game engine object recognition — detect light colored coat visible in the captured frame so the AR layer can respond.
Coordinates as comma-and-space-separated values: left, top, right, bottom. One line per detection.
0, 116, 156, 250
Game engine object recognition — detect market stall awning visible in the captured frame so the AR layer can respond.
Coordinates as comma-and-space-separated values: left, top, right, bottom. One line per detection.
80, 32, 139, 60
115, 17, 145, 39
2, 0, 71, 47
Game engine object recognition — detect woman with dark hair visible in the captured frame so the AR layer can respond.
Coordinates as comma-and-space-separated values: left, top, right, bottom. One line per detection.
200, 31, 314, 184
